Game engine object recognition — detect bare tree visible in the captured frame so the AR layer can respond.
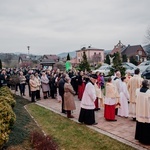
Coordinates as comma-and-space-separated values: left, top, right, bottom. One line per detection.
145, 26, 150, 44
53, 62, 65, 71
145, 26, 150, 59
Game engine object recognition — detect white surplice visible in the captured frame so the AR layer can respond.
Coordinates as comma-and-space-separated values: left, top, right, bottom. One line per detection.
118, 81, 129, 117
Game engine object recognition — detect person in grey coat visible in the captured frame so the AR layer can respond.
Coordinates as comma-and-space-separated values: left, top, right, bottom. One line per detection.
41, 71, 50, 99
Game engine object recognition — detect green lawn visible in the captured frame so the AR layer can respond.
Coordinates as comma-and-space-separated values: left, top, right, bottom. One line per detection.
4, 95, 136, 150
26, 104, 136, 150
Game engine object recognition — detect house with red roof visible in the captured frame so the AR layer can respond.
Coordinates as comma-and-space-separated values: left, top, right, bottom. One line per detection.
18, 54, 42, 67
18, 54, 32, 67
110, 41, 147, 62
40, 54, 59, 69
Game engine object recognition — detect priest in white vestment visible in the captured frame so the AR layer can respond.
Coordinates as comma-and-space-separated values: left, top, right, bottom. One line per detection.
135, 79, 150, 144
118, 77, 129, 117
127, 68, 143, 121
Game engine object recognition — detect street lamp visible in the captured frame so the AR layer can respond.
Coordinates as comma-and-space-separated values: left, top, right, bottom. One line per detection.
27, 46, 30, 55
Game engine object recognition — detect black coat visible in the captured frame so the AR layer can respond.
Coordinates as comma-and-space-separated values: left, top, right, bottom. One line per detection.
58, 78, 65, 96
0, 74, 7, 86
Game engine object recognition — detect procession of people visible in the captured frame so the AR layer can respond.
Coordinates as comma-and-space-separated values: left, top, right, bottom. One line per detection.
0, 66, 150, 145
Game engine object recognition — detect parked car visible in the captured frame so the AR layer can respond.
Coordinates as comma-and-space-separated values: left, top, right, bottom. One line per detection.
141, 65, 150, 79
92, 65, 114, 76
138, 61, 150, 73
122, 63, 135, 75
122, 62, 137, 69
101, 63, 109, 66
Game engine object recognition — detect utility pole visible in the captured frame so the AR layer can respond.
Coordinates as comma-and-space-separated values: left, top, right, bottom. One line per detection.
27, 46, 30, 55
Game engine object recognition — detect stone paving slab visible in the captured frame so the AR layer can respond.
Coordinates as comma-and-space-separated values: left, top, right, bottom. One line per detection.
14, 89, 150, 150
35, 97, 150, 150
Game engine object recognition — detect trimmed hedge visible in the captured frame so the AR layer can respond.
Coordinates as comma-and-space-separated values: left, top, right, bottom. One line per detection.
0, 86, 16, 149
0, 96, 16, 108
0, 86, 16, 108
0, 86, 14, 96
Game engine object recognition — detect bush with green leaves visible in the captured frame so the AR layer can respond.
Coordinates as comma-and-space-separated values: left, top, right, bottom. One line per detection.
0, 96, 16, 108
0, 100, 16, 149
0, 86, 16, 149
0, 86, 14, 97
0, 86, 16, 108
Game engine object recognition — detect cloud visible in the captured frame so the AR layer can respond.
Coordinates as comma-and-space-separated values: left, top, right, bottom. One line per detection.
0, 0, 150, 55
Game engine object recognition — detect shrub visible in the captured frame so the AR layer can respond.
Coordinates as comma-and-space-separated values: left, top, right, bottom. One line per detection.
8, 74, 20, 87
0, 86, 14, 97
0, 87, 16, 108
0, 100, 16, 149
31, 131, 58, 150
0, 96, 16, 108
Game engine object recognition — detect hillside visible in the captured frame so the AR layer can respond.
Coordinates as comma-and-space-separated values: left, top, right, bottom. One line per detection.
57, 51, 76, 58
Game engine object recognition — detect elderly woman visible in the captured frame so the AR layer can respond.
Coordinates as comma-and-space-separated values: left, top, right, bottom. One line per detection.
34, 72, 41, 100
64, 76, 76, 118
19, 71, 26, 96
29, 74, 37, 102
135, 79, 150, 144
41, 71, 50, 99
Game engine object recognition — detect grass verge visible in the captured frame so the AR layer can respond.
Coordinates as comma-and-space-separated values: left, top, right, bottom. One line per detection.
3, 95, 42, 150
26, 104, 136, 150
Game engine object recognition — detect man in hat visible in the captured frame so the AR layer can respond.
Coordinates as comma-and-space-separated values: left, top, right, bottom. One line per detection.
78, 74, 98, 125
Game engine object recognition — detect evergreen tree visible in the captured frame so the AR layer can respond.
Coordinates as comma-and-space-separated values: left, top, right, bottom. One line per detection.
0, 59, 2, 69
130, 56, 138, 66
122, 54, 127, 62
79, 51, 90, 72
66, 53, 71, 61
104, 55, 110, 65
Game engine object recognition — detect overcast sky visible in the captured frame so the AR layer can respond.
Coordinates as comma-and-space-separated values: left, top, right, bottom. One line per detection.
0, 0, 150, 55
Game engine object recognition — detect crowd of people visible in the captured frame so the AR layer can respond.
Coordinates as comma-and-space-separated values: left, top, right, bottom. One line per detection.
0, 67, 150, 145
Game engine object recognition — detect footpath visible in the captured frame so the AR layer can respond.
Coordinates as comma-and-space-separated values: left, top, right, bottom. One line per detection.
16, 90, 150, 150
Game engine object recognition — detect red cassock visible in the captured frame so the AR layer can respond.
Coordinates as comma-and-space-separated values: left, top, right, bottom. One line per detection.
104, 104, 115, 120
78, 82, 85, 100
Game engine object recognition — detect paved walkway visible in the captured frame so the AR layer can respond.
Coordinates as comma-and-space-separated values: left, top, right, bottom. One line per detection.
15, 90, 150, 150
